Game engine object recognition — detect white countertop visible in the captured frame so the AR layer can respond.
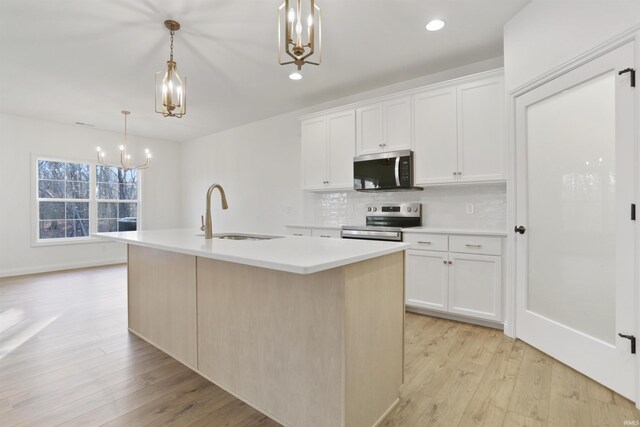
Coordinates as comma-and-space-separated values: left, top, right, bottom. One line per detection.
93, 229, 409, 275
285, 224, 343, 230
402, 227, 508, 236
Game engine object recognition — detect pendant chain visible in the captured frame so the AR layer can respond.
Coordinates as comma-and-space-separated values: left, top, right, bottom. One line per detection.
169, 30, 174, 61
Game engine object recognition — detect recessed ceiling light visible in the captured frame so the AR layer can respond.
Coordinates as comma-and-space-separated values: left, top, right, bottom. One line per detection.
425, 19, 445, 31
289, 72, 303, 80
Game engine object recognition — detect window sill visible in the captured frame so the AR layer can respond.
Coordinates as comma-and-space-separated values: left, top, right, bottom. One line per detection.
31, 236, 119, 248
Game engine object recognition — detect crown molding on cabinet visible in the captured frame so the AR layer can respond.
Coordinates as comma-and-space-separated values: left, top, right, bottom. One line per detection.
298, 68, 504, 122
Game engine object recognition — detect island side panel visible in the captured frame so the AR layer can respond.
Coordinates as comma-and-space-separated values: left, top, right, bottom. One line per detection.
343, 252, 404, 427
196, 257, 345, 427
128, 245, 197, 369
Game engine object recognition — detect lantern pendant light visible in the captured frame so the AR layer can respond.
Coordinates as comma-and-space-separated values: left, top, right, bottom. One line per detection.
155, 20, 186, 118
96, 111, 151, 171
278, 0, 321, 73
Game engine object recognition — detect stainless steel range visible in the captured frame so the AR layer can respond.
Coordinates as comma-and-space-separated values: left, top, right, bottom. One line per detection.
341, 203, 422, 242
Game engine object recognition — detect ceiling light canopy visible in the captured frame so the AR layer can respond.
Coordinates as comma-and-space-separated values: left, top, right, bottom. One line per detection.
155, 20, 186, 118
425, 19, 445, 31
97, 111, 151, 171
278, 0, 321, 72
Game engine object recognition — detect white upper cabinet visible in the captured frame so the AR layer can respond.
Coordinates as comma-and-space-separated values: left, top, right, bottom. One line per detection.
301, 110, 355, 191
301, 117, 328, 189
356, 96, 411, 155
413, 73, 505, 185
326, 110, 356, 189
301, 70, 505, 191
413, 87, 458, 184
457, 77, 505, 182
356, 103, 384, 154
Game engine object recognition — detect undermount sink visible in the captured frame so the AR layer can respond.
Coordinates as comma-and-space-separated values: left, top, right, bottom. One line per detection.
196, 233, 282, 241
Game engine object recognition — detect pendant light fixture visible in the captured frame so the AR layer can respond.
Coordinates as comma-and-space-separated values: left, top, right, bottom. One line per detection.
155, 20, 186, 118
278, 0, 321, 77
97, 111, 151, 171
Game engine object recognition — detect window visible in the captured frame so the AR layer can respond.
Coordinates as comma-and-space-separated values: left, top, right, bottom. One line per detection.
35, 158, 140, 242
96, 166, 138, 232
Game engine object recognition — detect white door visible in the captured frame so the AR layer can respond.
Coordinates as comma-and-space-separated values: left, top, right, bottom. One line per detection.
413, 87, 458, 184
448, 252, 502, 322
356, 103, 384, 155
382, 96, 412, 152
457, 77, 505, 182
515, 43, 636, 400
301, 117, 327, 189
405, 249, 449, 312
326, 110, 355, 189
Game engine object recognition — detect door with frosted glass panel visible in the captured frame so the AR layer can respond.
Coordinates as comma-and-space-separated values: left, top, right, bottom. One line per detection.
515, 42, 636, 400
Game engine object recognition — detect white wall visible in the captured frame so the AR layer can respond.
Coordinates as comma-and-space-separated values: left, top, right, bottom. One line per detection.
504, 0, 640, 92
0, 113, 182, 277
180, 113, 303, 234
180, 57, 506, 233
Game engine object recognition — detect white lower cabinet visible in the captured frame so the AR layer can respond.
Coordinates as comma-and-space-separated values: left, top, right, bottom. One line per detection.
405, 232, 503, 324
448, 252, 502, 321
405, 250, 448, 312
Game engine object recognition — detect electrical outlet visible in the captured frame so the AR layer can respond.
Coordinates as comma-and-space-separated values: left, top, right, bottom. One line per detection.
466, 203, 474, 215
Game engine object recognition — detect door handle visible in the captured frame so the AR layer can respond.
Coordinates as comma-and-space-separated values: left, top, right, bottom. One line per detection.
514, 225, 526, 234
619, 333, 636, 354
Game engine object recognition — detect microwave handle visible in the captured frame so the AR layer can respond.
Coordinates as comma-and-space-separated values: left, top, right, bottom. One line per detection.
394, 157, 400, 186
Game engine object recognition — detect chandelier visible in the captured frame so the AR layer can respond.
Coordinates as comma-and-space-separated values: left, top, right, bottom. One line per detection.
97, 111, 151, 171
155, 20, 186, 118
278, 0, 321, 77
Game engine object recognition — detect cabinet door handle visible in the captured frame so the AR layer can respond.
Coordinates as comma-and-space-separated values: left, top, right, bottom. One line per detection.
448, 261, 453, 265
417, 241, 431, 244
465, 244, 482, 248
453, 171, 457, 176
458, 171, 463, 176
443, 260, 447, 265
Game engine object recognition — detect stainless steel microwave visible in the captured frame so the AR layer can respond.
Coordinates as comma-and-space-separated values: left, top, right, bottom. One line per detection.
353, 150, 423, 192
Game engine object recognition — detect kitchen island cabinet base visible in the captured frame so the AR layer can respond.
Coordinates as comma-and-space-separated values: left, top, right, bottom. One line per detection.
127, 245, 404, 427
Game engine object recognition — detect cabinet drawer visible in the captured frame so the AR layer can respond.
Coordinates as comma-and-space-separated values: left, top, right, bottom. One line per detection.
449, 235, 501, 256
286, 227, 312, 237
311, 228, 341, 238
403, 233, 448, 252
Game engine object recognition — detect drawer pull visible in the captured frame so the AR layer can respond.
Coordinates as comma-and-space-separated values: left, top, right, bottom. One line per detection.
465, 244, 482, 248
293, 233, 303, 236
417, 241, 431, 244
320, 235, 331, 238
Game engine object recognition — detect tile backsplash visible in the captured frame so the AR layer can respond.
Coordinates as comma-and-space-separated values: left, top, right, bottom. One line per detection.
303, 183, 507, 230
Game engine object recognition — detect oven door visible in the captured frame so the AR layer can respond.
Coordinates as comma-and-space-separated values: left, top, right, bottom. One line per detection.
353, 150, 416, 191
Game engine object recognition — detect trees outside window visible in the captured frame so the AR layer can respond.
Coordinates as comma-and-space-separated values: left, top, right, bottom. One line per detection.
36, 159, 140, 241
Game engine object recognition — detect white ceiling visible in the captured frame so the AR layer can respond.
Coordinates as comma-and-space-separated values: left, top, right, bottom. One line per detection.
0, 0, 529, 142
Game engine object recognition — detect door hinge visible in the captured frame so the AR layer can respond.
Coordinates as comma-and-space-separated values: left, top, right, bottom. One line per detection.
619, 333, 636, 354
619, 68, 636, 87
632, 203, 636, 221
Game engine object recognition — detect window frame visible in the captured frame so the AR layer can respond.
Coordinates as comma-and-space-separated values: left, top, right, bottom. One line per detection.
31, 153, 143, 247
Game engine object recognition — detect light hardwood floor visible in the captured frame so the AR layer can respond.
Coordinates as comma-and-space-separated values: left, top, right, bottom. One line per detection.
0, 265, 638, 426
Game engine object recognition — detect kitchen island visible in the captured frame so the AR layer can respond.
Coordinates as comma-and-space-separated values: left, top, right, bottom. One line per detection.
95, 229, 409, 427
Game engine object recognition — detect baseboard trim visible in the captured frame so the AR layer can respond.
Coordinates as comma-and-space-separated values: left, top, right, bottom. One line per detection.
0, 258, 127, 278
406, 306, 504, 330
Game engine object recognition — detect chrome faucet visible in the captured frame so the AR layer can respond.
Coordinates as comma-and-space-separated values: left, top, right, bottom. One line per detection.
203, 184, 228, 239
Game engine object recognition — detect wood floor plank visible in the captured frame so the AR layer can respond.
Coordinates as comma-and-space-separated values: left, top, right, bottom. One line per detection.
506, 345, 553, 424
547, 359, 592, 427
457, 337, 525, 426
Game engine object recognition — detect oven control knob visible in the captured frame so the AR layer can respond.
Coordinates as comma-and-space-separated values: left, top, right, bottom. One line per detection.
407, 207, 412, 212
367, 207, 372, 212
373, 207, 377, 212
